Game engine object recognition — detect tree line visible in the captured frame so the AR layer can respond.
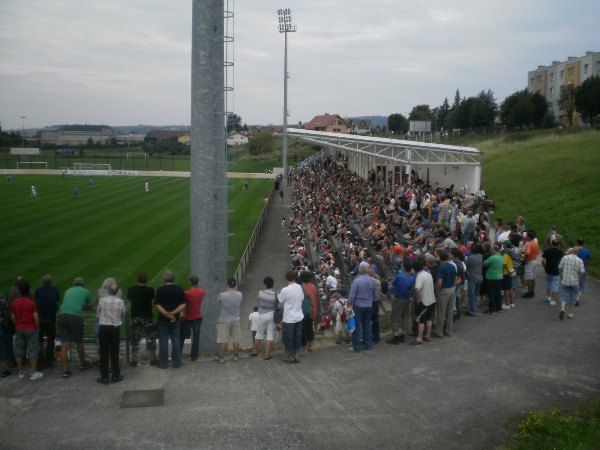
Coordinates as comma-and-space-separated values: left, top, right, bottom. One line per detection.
387, 75, 600, 134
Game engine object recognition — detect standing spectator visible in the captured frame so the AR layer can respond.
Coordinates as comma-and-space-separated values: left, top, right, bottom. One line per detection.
434, 251, 458, 338
96, 282, 126, 384
543, 225, 565, 251
500, 241, 517, 309
0, 293, 11, 377
410, 258, 436, 346
127, 272, 157, 367
214, 278, 243, 364
558, 249, 585, 321
249, 306, 260, 343
575, 238, 592, 305
541, 239, 563, 306
522, 231, 540, 298
6, 276, 25, 370
387, 259, 414, 344
368, 266, 382, 344
155, 271, 186, 369
180, 275, 205, 361
462, 211, 476, 245
95, 278, 123, 367
59, 277, 93, 379
250, 276, 277, 360
300, 271, 318, 355
11, 280, 43, 380
347, 262, 377, 353
465, 244, 483, 316
278, 270, 304, 363
484, 246, 504, 314
34, 275, 60, 369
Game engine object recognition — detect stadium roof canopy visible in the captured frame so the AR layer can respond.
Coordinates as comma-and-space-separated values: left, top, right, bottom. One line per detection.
287, 128, 481, 166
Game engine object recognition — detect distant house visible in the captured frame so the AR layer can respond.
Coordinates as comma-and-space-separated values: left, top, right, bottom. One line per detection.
226, 133, 249, 146
304, 114, 349, 133
346, 118, 372, 135
145, 130, 190, 142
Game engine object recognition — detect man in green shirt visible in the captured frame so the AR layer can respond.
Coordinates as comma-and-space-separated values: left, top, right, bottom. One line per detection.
484, 245, 504, 315
58, 277, 92, 378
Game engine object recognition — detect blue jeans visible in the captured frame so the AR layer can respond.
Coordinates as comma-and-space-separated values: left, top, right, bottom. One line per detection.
157, 320, 181, 368
352, 305, 372, 351
180, 318, 202, 360
282, 321, 302, 356
468, 279, 482, 314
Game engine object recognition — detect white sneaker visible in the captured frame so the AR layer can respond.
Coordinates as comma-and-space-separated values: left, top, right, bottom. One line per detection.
567, 313, 574, 319
550, 301, 557, 306
502, 304, 510, 310
546, 296, 552, 303
510, 303, 516, 308
29, 371, 44, 381
18, 371, 25, 379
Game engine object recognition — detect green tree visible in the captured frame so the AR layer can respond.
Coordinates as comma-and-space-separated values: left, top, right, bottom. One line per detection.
558, 83, 577, 127
436, 97, 450, 131
387, 113, 409, 135
227, 113, 243, 133
452, 89, 461, 110
575, 75, 600, 127
531, 92, 550, 128
408, 105, 433, 121
500, 89, 550, 129
470, 90, 498, 132
247, 131, 275, 155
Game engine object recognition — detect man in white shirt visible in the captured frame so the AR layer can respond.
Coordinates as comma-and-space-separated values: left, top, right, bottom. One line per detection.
278, 270, 304, 363
410, 258, 436, 346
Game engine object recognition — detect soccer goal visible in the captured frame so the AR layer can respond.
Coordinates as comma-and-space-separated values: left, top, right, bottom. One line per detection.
73, 163, 112, 171
17, 161, 48, 171
126, 152, 148, 159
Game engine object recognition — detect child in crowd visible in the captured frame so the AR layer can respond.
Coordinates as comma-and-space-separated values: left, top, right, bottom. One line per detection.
248, 306, 260, 342
331, 292, 350, 344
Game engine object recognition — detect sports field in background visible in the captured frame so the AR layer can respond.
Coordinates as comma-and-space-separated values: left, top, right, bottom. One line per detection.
0, 174, 272, 296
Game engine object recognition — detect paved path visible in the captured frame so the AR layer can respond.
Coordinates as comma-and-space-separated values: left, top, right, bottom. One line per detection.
237, 181, 293, 349
2, 183, 600, 448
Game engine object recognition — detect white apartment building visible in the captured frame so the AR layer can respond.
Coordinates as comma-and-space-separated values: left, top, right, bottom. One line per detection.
527, 51, 600, 126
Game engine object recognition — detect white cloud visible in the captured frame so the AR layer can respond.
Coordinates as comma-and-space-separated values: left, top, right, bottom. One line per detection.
0, 0, 598, 129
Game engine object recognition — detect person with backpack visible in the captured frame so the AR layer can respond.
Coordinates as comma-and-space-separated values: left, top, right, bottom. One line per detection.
387, 259, 415, 345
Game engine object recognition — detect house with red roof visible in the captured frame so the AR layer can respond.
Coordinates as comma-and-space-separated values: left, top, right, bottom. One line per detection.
303, 114, 349, 133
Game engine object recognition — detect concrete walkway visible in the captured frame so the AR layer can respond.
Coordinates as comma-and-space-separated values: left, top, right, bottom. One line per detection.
2, 185, 600, 448
237, 180, 293, 349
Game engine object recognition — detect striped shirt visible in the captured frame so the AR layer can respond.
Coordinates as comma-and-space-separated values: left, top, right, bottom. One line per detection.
97, 295, 126, 326
559, 254, 585, 287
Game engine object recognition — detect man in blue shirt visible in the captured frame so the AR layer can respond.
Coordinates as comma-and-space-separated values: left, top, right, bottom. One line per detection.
348, 261, 377, 352
34, 275, 60, 369
387, 259, 414, 345
434, 251, 458, 338
576, 238, 592, 305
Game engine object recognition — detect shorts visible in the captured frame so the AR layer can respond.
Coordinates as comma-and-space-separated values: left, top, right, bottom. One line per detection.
59, 314, 84, 343
216, 321, 241, 344
255, 312, 276, 341
560, 285, 578, 304
524, 261, 537, 280
546, 275, 560, 293
414, 302, 434, 324
502, 275, 513, 291
13, 329, 39, 358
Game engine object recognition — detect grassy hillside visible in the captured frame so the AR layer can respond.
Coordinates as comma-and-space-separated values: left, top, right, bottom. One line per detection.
472, 130, 599, 277
0, 175, 271, 295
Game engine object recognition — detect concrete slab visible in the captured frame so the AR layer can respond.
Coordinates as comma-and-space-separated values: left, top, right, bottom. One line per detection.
2, 179, 599, 448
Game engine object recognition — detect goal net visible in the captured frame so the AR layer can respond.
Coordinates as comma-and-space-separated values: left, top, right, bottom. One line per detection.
126, 152, 148, 159
73, 163, 112, 171
17, 161, 48, 170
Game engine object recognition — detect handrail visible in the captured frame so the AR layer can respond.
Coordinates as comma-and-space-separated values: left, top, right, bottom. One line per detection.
232, 185, 275, 286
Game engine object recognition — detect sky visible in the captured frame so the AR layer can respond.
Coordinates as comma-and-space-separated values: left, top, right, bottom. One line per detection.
0, 0, 598, 130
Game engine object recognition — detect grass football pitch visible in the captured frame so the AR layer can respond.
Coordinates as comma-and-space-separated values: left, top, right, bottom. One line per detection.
0, 174, 272, 296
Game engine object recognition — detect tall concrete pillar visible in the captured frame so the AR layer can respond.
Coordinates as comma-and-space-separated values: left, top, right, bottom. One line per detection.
191, 0, 225, 353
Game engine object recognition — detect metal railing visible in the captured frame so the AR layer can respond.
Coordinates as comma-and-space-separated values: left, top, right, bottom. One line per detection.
232, 186, 275, 286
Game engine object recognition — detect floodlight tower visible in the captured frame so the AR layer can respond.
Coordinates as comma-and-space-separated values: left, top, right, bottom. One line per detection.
278, 8, 296, 180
